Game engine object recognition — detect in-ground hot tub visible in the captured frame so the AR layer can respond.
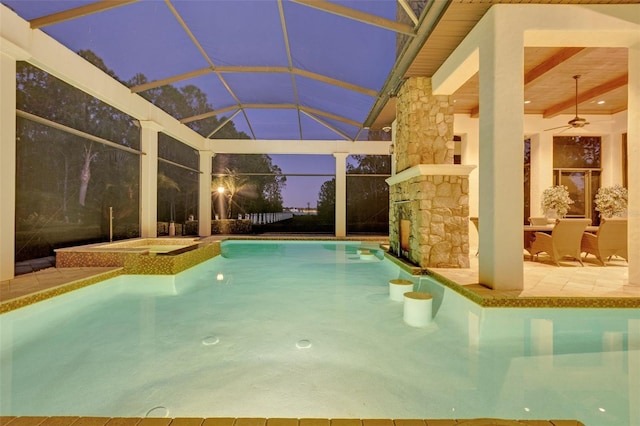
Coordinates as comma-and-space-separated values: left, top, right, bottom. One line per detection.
55, 238, 220, 274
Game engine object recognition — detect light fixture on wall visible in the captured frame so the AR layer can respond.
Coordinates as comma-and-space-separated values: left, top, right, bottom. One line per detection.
382, 126, 392, 133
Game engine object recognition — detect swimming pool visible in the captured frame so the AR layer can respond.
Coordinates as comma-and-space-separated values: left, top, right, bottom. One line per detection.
1, 241, 638, 424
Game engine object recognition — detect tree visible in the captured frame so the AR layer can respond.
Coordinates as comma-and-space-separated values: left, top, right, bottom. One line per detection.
16, 56, 140, 227
212, 154, 286, 214
317, 178, 336, 223
212, 168, 255, 219
346, 155, 390, 231
16, 54, 142, 256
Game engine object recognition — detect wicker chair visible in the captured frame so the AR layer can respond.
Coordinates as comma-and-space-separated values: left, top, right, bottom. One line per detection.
531, 218, 591, 266
581, 217, 628, 265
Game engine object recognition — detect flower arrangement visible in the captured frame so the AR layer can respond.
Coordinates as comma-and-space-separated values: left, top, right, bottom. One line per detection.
541, 185, 574, 218
594, 185, 628, 218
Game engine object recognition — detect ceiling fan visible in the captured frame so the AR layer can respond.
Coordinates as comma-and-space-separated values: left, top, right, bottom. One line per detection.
544, 75, 590, 132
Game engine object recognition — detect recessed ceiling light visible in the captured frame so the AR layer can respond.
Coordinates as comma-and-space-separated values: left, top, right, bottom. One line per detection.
597, 100, 606, 105
524, 100, 531, 104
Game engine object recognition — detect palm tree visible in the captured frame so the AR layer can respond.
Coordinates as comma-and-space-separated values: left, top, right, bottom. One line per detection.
212, 168, 254, 219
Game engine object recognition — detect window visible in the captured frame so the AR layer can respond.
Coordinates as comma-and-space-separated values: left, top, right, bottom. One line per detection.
453, 135, 462, 165
552, 136, 601, 222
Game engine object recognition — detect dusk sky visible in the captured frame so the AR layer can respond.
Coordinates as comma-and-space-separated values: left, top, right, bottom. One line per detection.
4, 0, 398, 207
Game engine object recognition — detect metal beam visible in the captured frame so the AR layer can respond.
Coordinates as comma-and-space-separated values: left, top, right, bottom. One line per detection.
293, 69, 377, 97
206, 109, 242, 138
165, 0, 256, 139
300, 110, 352, 141
299, 106, 360, 128
130, 67, 213, 93
397, 0, 419, 26
278, 0, 303, 140
130, 65, 377, 97
29, 0, 138, 29
182, 103, 297, 124
291, 0, 415, 36
182, 103, 360, 129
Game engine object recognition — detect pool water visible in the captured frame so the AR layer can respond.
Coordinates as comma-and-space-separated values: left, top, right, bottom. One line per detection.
1, 241, 638, 424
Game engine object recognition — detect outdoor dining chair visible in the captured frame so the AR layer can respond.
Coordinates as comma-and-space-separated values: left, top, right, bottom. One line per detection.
581, 217, 628, 265
530, 218, 591, 266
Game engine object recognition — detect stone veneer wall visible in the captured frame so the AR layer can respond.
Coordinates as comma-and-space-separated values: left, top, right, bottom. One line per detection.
389, 76, 469, 269
389, 173, 470, 268
395, 77, 454, 170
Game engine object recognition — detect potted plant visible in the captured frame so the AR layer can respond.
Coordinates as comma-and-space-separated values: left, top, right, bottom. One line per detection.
594, 184, 628, 218
541, 185, 574, 218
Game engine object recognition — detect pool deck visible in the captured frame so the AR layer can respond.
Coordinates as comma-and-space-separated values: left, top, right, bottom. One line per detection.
1, 235, 638, 311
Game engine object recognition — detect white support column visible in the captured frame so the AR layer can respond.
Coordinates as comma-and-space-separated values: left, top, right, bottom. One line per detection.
334, 152, 348, 237
139, 121, 161, 238
199, 150, 212, 237
477, 10, 525, 290
0, 51, 18, 281
627, 42, 639, 286
530, 131, 554, 217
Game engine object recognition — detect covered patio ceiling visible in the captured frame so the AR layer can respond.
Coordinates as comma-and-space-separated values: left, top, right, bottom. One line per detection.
2, 0, 634, 141
371, 0, 634, 130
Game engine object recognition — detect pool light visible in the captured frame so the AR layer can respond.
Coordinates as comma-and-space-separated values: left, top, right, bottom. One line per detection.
296, 339, 312, 349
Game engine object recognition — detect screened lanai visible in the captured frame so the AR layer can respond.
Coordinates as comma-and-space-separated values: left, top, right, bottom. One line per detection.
1, 0, 638, 288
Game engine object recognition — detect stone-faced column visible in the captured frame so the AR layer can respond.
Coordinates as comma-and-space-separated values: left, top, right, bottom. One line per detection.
388, 76, 471, 269
396, 76, 455, 171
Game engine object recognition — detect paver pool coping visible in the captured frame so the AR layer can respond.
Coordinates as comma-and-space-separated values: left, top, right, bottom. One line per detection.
0, 416, 586, 426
